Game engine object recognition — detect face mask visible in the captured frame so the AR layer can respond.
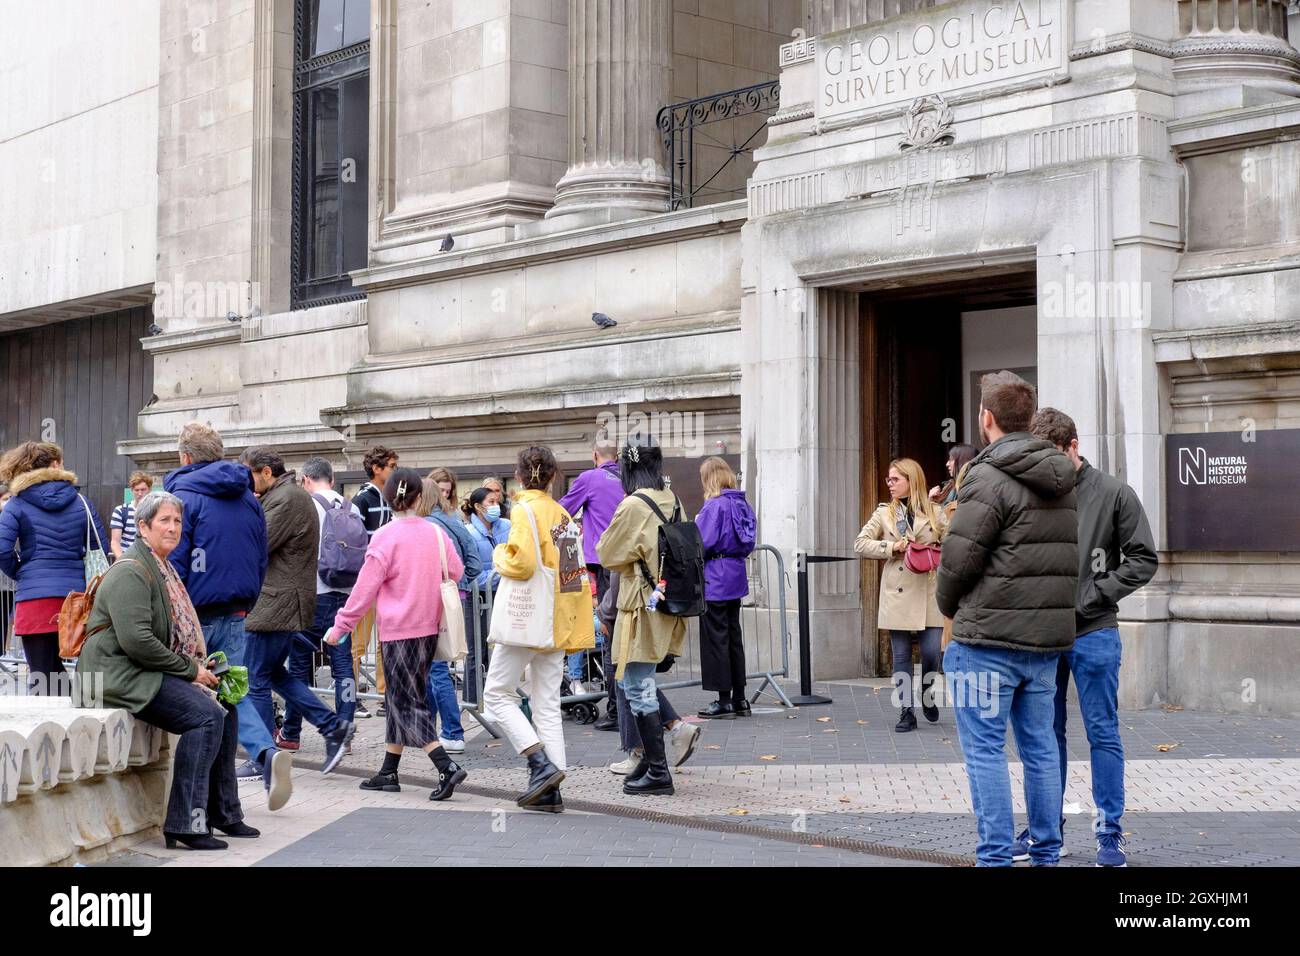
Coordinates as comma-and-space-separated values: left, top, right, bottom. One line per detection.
485, 505, 501, 522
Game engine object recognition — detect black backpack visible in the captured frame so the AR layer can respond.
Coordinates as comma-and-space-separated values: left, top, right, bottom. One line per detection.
632, 493, 706, 618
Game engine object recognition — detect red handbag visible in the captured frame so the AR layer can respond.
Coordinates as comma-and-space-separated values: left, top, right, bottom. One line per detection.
903, 541, 942, 574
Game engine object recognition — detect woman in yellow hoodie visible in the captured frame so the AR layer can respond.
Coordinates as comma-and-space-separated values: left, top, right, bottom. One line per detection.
483, 445, 595, 812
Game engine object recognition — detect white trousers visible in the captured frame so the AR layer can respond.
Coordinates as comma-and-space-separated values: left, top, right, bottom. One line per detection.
482, 644, 566, 770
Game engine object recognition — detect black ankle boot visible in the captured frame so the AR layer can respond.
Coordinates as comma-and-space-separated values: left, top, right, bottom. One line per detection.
624, 713, 674, 796
895, 706, 917, 733
593, 707, 619, 731
517, 749, 565, 807
164, 831, 228, 850
429, 761, 467, 801
213, 821, 260, 838
525, 788, 565, 813
732, 697, 752, 717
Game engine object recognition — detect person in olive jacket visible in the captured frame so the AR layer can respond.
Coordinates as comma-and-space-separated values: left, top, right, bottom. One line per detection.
935, 371, 1078, 868
239, 447, 353, 774
1030, 407, 1156, 868
76, 492, 254, 850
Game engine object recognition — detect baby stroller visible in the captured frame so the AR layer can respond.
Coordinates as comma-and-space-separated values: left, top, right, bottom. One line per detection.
560, 634, 610, 725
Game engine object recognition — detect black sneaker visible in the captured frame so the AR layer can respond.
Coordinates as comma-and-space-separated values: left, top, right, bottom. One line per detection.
593, 709, 619, 732
376, 702, 387, 717
354, 701, 372, 719
321, 720, 355, 774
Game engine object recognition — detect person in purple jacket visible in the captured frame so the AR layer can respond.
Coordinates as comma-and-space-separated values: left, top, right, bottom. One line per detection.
559, 438, 625, 725
695, 457, 757, 719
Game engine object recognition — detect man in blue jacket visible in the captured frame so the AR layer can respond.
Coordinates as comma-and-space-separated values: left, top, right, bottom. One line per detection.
163, 422, 292, 812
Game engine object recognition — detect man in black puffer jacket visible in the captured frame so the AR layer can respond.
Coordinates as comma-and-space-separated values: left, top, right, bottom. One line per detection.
936, 371, 1078, 867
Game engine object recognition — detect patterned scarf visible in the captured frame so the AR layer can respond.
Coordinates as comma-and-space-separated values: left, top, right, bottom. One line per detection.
147, 547, 207, 663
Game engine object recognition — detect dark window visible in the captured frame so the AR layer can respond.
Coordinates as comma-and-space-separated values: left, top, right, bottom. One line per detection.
293, 0, 369, 309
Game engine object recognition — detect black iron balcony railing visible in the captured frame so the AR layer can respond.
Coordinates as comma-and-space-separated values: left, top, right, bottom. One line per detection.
656, 80, 780, 211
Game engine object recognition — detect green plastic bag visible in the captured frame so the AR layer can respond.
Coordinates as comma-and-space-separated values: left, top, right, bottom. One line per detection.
207, 651, 249, 705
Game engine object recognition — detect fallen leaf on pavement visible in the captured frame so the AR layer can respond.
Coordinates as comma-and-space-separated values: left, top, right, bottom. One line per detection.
817, 716, 832, 723
1155, 743, 1180, 752
838, 795, 851, 803
856, 720, 868, 725
823, 729, 838, 733
704, 744, 721, 750
760, 754, 778, 760
1161, 704, 1184, 712
786, 715, 798, 720
486, 742, 503, 748
727, 808, 749, 815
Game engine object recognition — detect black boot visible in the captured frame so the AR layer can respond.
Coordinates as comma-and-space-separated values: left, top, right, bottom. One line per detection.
623, 713, 674, 796
525, 788, 564, 813
593, 705, 619, 732
517, 749, 565, 807
921, 673, 940, 723
895, 706, 917, 733
213, 821, 260, 838
164, 832, 228, 850
732, 697, 752, 717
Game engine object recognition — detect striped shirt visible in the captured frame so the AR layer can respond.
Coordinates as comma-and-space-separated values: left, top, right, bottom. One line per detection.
110, 501, 137, 550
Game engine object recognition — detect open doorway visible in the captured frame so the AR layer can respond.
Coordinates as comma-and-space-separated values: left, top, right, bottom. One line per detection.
857, 271, 1038, 675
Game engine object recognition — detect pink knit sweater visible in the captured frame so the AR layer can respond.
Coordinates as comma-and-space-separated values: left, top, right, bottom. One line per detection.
331, 515, 464, 642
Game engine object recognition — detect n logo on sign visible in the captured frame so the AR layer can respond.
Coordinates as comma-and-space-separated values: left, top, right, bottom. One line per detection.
1178, 447, 1207, 486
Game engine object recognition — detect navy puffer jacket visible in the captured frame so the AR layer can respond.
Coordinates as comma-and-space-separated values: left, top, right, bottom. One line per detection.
0, 468, 109, 601
164, 459, 268, 613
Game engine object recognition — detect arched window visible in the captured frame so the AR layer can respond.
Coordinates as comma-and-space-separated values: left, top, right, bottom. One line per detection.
292, 0, 369, 308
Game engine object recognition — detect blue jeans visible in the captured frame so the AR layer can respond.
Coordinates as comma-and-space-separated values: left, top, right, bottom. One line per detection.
619, 661, 661, 717
944, 640, 1064, 866
245, 629, 343, 742
427, 662, 464, 741
1054, 626, 1124, 837
282, 591, 356, 740
566, 650, 586, 681
200, 613, 276, 766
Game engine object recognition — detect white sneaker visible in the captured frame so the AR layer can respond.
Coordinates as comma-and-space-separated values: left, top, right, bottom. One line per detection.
666, 720, 701, 768
265, 750, 294, 812
609, 752, 641, 774
438, 736, 466, 754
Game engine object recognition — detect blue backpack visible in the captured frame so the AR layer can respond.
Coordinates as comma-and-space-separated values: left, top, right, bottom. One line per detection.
312, 494, 368, 588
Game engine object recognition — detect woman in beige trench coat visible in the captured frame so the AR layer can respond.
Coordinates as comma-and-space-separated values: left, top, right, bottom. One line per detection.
855, 458, 948, 733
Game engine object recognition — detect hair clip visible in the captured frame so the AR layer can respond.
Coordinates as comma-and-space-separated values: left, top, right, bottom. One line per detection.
529, 464, 542, 482
396, 479, 408, 499
626, 444, 640, 464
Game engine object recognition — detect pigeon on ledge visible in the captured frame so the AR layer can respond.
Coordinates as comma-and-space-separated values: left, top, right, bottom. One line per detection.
591, 312, 617, 329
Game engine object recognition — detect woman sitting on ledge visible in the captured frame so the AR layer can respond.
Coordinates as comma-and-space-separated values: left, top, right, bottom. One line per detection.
76, 491, 255, 851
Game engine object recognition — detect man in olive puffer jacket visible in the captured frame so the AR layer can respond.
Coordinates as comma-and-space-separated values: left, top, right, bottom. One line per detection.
936, 371, 1078, 867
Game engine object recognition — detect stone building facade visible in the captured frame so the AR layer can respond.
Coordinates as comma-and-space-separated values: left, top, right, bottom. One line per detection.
4, 0, 1300, 714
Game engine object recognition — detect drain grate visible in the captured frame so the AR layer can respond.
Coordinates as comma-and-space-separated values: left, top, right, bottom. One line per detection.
323, 763, 976, 867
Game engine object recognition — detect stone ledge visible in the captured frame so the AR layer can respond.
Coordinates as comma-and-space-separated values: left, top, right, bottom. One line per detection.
0, 698, 169, 866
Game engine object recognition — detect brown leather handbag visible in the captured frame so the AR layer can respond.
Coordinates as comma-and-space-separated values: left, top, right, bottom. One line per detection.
58, 559, 135, 657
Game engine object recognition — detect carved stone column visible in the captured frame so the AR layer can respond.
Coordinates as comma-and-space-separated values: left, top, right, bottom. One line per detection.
1174, 0, 1300, 95
547, 0, 671, 217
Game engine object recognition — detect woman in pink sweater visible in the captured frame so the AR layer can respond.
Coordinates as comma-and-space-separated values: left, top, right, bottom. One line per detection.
326, 467, 466, 799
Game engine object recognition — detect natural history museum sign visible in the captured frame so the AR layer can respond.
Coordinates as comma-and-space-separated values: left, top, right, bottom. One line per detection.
816, 0, 1067, 120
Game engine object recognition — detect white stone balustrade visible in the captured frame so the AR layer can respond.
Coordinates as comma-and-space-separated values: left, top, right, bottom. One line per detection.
0, 697, 169, 866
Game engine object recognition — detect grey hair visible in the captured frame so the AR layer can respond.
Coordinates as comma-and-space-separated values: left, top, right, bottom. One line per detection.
136, 491, 184, 528
301, 456, 334, 483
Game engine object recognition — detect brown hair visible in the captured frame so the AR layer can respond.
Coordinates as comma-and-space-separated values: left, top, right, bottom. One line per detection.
0, 442, 63, 482
178, 421, 224, 463
979, 371, 1037, 434
428, 466, 458, 514
416, 478, 439, 518
363, 445, 398, 479
239, 446, 286, 477
700, 457, 737, 500
128, 471, 153, 490
1029, 407, 1078, 451
383, 467, 424, 512
516, 446, 557, 491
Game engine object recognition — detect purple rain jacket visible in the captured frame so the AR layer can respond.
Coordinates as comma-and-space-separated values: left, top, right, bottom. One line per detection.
559, 460, 625, 566
695, 488, 757, 602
